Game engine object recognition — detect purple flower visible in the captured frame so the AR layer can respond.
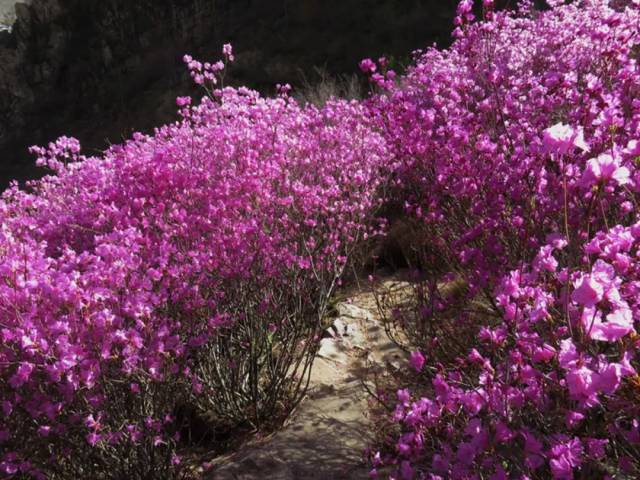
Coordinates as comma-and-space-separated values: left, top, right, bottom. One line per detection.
86, 432, 101, 446
409, 351, 426, 372
585, 438, 608, 459
549, 437, 583, 480
9, 362, 35, 389
542, 123, 589, 155
571, 275, 603, 307
176, 96, 191, 107
399, 460, 414, 480
564, 411, 584, 429
397, 388, 411, 406
359, 58, 377, 74
589, 307, 634, 342
580, 153, 631, 188
222, 43, 234, 61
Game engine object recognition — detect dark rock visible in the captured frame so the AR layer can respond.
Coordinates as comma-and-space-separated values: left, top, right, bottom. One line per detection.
0, 0, 462, 188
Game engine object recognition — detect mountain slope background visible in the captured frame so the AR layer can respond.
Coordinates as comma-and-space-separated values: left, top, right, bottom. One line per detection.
0, 0, 460, 188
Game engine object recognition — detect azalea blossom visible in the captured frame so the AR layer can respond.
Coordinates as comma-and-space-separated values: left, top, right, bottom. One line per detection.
580, 153, 631, 188
410, 351, 426, 372
542, 123, 589, 155
571, 275, 604, 307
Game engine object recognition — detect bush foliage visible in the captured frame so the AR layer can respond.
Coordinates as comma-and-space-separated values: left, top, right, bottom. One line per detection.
365, 1, 640, 478
2, 1, 640, 479
0, 47, 388, 478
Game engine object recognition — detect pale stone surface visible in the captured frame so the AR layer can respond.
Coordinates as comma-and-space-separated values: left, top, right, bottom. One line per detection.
213, 455, 293, 480
0, 1, 28, 32
344, 321, 366, 347
212, 383, 371, 480
317, 337, 350, 365
325, 316, 366, 347
336, 302, 374, 321
0, 1, 19, 25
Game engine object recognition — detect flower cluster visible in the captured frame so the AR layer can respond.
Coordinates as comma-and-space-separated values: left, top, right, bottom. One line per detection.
0, 45, 388, 478
2, 0, 640, 477
368, 1, 640, 478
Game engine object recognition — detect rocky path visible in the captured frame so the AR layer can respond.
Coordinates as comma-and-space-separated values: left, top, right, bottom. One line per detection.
208, 282, 408, 480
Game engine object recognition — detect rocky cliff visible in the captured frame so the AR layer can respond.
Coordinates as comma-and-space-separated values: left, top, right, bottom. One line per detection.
0, 0, 460, 187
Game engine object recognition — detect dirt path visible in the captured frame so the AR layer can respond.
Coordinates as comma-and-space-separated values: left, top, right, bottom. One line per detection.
207, 282, 408, 480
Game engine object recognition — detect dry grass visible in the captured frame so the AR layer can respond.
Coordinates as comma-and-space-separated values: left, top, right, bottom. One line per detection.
293, 66, 364, 106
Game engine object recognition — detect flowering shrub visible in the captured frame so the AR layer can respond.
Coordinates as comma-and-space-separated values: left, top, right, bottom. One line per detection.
3, 0, 640, 477
367, 0, 640, 478
0, 46, 388, 478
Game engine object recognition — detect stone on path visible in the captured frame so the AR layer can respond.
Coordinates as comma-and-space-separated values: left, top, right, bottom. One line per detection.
317, 337, 350, 365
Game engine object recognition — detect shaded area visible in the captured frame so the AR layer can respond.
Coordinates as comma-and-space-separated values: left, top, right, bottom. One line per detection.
213, 385, 372, 479
0, 0, 461, 189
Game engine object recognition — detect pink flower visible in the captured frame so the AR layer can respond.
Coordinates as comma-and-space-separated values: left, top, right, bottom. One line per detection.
460, 389, 485, 415
86, 432, 101, 446
549, 437, 583, 480
566, 366, 596, 399
359, 58, 377, 74
591, 260, 615, 290
9, 362, 35, 389
580, 153, 631, 188
222, 43, 234, 61
571, 275, 603, 307
457, 0, 474, 15
532, 344, 556, 363
410, 351, 426, 372
558, 338, 580, 370
546, 233, 568, 249
589, 307, 634, 342
533, 245, 558, 272
542, 123, 589, 155
623, 139, 640, 156
596, 363, 622, 395
176, 96, 191, 107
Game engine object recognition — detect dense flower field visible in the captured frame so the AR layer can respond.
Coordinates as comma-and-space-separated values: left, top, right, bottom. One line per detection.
365, 0, 640, 478
0, 48, 389, 478
1, 0, 640, 479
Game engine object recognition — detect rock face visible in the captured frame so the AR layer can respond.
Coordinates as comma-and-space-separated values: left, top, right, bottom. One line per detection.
0, 0, 220, 184
0, 0, 460, 187
0, 1, 20, 29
